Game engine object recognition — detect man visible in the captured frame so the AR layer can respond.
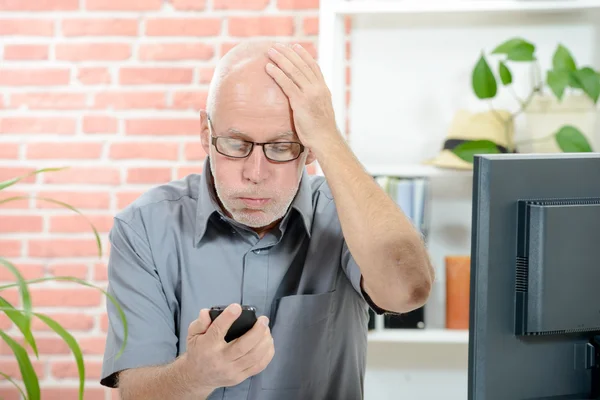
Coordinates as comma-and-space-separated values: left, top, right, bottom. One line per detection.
100, 40, 434, 400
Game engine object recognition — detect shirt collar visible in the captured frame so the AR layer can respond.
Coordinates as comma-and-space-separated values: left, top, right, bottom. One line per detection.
194, 158, 314, 245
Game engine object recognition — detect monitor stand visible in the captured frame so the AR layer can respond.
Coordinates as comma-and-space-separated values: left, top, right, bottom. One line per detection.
591, 336, 600, 399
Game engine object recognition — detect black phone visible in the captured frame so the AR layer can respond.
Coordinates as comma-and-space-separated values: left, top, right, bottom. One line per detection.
209, 305, 258, 343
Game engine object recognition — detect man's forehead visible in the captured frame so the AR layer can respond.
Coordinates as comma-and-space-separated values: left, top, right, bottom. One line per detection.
213, 123, 298, 141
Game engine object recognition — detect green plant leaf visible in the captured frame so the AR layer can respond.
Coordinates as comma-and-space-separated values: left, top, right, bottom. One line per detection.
0, 195, 102, 258
0, 167, 68, 191
571, 67, 600, 104
0, 297, 38, 358
451, 140, 501, 163
498, 61, 512, 85
505, 45, 536, 62
547, 69, 570, 100
0, 258, 34, 350
555, 125, 593, 152
552, 44, 577, 72
492, 38, 534, 55
0, 330, 40, 400
35, 313, 85, 400
472, 54, 497, 99
0, 371, 27, 399
0, 276, 128, 359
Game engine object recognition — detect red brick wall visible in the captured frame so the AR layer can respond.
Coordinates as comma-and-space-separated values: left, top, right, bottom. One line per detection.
0, 1, 323, 398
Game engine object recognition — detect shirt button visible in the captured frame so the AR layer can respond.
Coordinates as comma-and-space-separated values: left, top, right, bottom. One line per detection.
253, 249, 260, 254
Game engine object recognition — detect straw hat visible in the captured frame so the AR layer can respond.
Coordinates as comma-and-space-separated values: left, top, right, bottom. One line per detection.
424, 109, 515, 170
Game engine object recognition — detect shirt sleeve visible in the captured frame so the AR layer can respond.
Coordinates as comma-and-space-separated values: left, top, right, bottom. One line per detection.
340, 239, 390, 315
100, 216, 178, 388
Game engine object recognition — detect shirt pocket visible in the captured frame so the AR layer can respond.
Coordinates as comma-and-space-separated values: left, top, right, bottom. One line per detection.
260, 290, 335, 391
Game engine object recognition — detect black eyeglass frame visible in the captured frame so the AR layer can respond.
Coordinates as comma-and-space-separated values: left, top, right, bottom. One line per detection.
207, 115, 305, 162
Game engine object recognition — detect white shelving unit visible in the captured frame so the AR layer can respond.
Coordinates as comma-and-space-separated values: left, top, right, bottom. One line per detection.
368, 328, 468, 344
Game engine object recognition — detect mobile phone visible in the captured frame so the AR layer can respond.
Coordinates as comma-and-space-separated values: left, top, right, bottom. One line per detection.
209, 305, 258, 343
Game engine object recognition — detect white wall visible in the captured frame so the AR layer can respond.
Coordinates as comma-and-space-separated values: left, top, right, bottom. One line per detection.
349, 10, 600, 400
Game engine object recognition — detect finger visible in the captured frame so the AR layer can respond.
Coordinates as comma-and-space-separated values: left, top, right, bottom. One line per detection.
187, 308, 212, 336
266, 63, 301, 99
291, 43, 324, 81
233, 328, 273, 372
272, 42, 317, 84
267, 45, 311, 89
225, 315, 270, 361
241, 337, 275, 377
206, 303, 242, 342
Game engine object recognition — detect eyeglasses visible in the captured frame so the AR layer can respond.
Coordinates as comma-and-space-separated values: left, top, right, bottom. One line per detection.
207, 117, 305, 162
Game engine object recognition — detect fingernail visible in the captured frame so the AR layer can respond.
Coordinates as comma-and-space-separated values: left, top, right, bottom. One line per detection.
275, 42, 285, 48
228, 304, 241, 315
262, 317, 269, 326
293, 43, 302, 49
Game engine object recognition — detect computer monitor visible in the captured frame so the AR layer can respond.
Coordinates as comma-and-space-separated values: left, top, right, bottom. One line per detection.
468, 153, 600, 400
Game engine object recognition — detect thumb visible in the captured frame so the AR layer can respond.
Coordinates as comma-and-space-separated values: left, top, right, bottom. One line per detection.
187, 308, 212, 337
207, 303, 242, 341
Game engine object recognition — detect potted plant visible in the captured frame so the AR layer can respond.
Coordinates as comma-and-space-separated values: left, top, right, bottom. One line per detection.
0, 168, 127, 400
452, 37, 600, 163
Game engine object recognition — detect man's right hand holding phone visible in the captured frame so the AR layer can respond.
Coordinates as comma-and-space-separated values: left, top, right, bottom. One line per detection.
182, 303, 275, 398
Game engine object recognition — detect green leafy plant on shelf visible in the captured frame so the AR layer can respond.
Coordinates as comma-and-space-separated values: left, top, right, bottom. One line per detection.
0, 168, 127, 400
452, 37, 600, 163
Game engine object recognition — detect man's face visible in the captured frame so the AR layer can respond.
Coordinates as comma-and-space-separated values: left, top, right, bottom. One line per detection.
201, 66, 314, 230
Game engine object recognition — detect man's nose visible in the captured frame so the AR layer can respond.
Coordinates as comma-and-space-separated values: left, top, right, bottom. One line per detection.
242, 144, 269, 184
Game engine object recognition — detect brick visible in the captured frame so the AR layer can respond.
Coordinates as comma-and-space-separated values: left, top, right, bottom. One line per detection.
0, 0, 78, 11
184, 142, 205, 160
49, 215, 113, 233
0, 388, 20, 400
116, 191, 143, 209
33, 313, 94, 331
0, 117, 76, 134
139, 43, 214, 61
36, 191, 110, 209
94, 91, 165, 109
303, 16, 318, 35
11, 93, 86, 110
119, 68, 193, 85
220, 42, 238, 56
170, 0, 205, 10
0, 19, 54, 36
177, 166, 201, 179
146, 18, 221, 36
0, 69, 70, 86
127, 167, 171, 184
0, 314, 12, 329
62, 18, 138, 36
0, 167, 36, 183
0, 143, 19, 159
0, 215, 43, 232
0, 191, 29, 209
41, 167, 120, 185
198, 67, 214, 84
56, 43, 131, 61
346, 66, 350, 85
0, 263, 44, 280
172, 91, 207, 110
86, 0, 161, 11
125, 118, 198, 135
29, 240, 102, 258
110, 142, 179, 160
277, 0, 319, 9
25, 142, 103, 160
78, 67, 111, 85
296, 41, 317, 58
83, 115, 118, 134
228, 16, 295, 37
3, 44, 49, 60
0, 289, 19, 305
214, 0, 268, 9
0, 240, 21, 257
48, 263, 89, 279
41, 388, 106, 400
0, 360, 45, 379
100, 313, 109, 331
93, 262, 107, 281
79, 337, 106, 354
52, 360, 102, 379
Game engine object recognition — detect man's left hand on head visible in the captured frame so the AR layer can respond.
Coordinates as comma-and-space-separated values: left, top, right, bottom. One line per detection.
265, 42, 341, 151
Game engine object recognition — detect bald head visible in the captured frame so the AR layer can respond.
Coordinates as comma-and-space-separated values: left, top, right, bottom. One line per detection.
206, 40, 289, 119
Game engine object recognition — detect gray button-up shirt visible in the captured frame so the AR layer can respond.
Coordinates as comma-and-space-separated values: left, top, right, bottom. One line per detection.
100, 158, 383, 400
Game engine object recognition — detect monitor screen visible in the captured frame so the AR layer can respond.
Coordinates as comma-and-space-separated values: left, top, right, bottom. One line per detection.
468, 153, 600, 400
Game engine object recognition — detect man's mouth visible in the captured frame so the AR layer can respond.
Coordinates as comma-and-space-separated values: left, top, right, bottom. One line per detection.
238, 197, 271, 207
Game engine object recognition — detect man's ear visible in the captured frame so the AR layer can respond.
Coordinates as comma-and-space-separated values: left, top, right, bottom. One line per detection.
305, 148, 317, 165
199, 110, 210, 156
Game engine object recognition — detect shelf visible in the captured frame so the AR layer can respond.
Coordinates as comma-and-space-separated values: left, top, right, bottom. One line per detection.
334, 0, 600, 15
365, 163, 473, 178
368, 328, 469, 344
